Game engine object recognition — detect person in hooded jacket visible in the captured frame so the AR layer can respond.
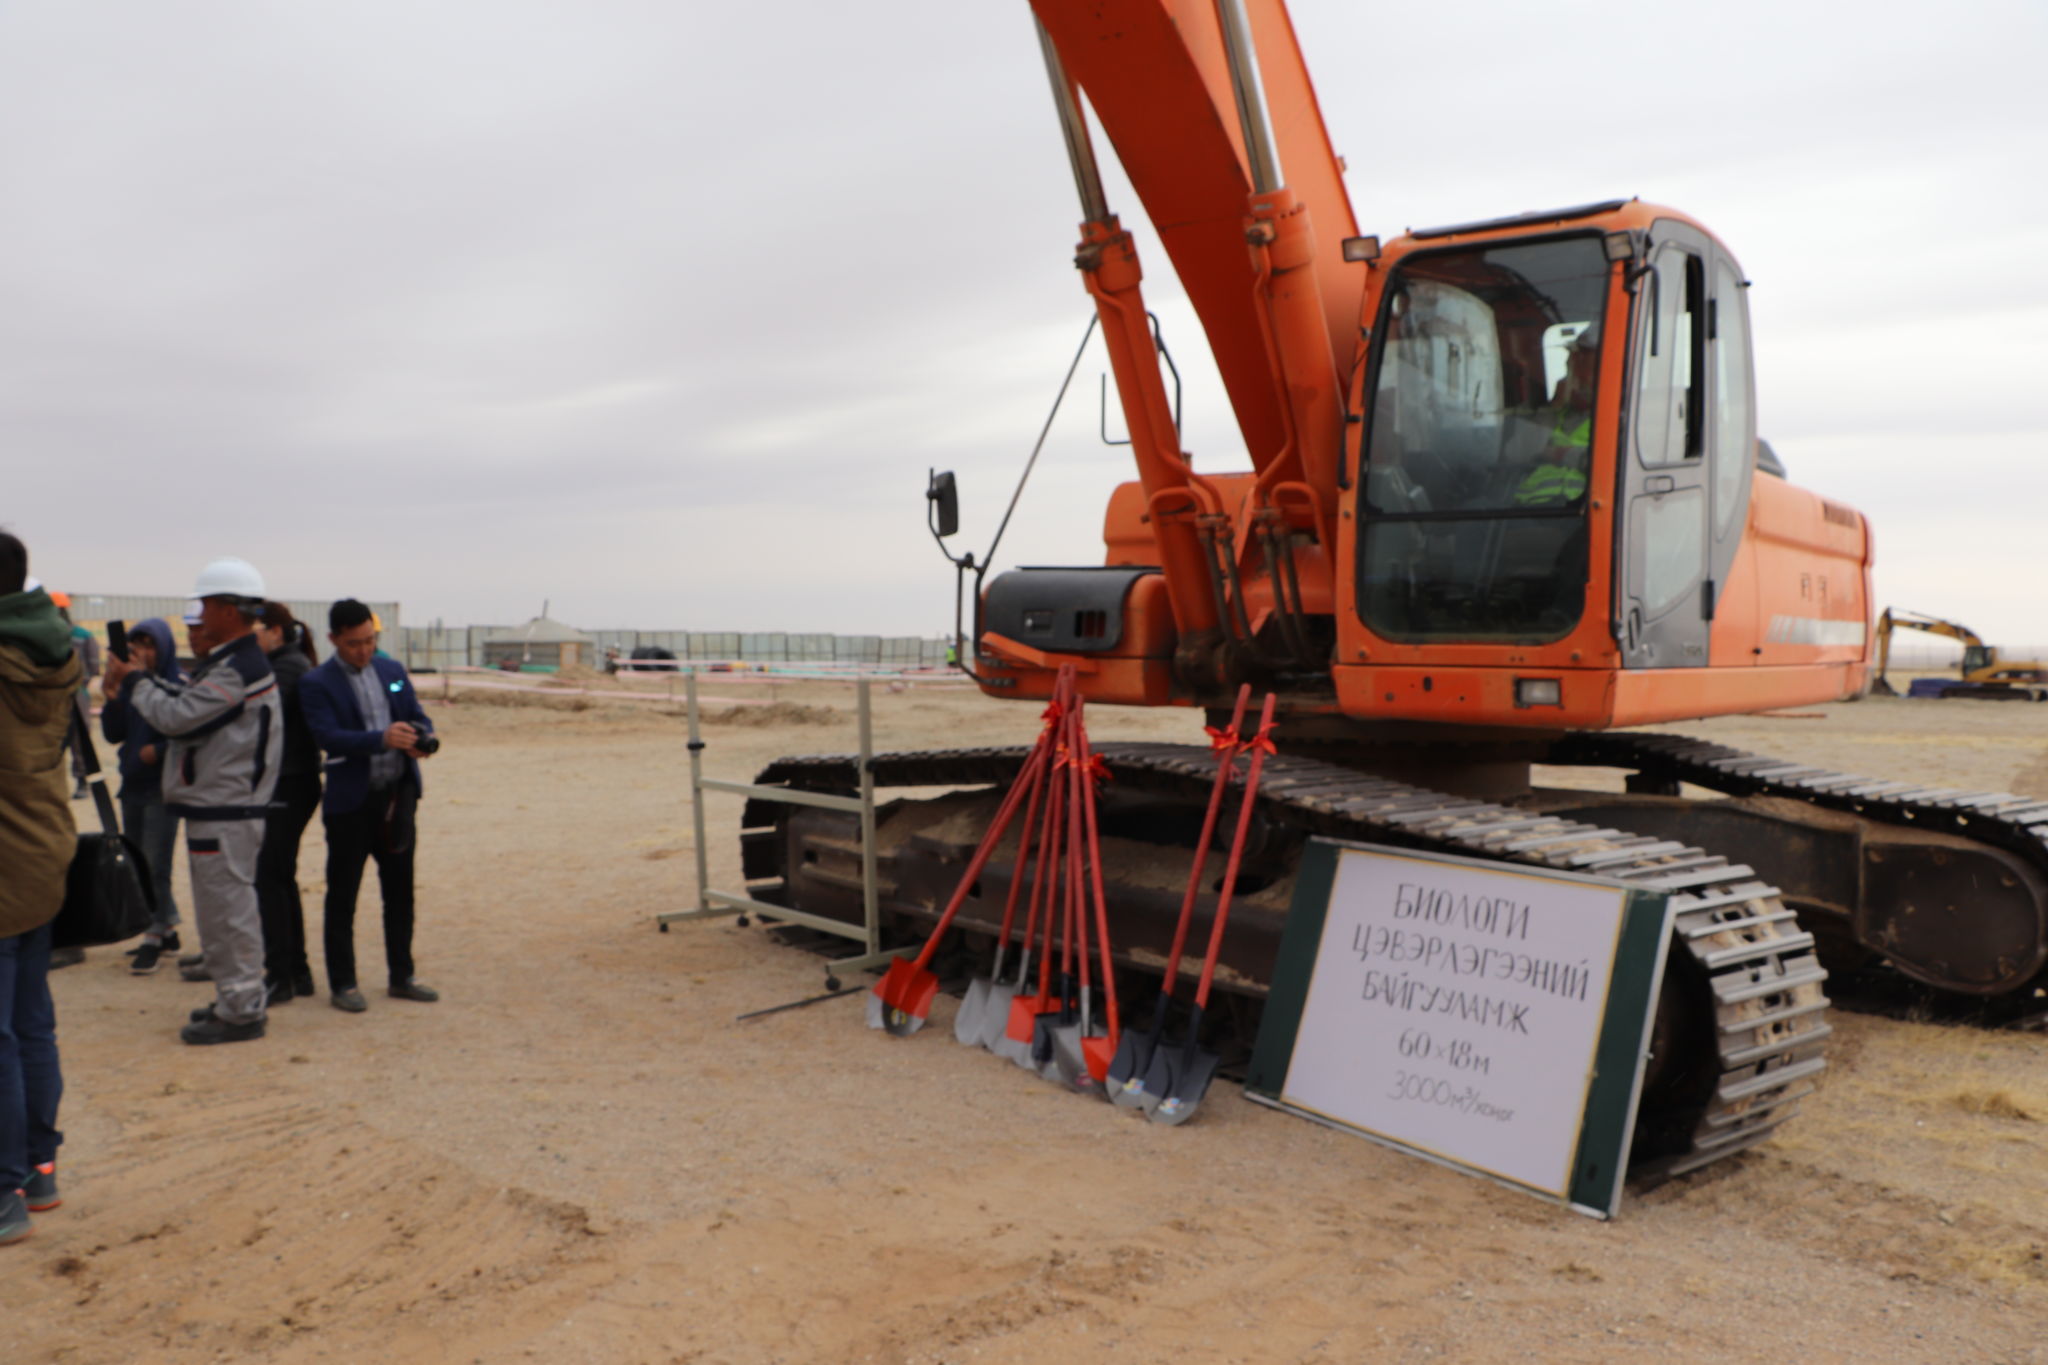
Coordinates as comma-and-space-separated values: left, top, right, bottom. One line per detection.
99, 618, 185, 974
0, 534, 81, 1246
254, 602, 321, 1004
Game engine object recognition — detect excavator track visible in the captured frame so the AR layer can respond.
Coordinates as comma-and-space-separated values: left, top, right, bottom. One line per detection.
1553, 731, 2048, 1002
744, 743, 1831, 1179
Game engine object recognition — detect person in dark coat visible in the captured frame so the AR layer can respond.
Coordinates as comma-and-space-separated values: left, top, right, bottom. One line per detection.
99, 618, 185, 974
298, 599, 438, 1012
254, 603, 322, 1004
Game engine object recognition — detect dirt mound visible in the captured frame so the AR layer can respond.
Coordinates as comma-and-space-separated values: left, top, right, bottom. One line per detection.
705, 701, 840, 727
444, 687, 603, 712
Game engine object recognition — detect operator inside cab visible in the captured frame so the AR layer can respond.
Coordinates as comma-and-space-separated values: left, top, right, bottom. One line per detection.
1514, 325, 1598, 507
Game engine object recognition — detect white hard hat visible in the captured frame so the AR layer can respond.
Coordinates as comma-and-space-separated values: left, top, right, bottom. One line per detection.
192, 556, 267, 601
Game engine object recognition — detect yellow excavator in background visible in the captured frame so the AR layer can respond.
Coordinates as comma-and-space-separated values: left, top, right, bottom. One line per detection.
1871, 608, 2048, 701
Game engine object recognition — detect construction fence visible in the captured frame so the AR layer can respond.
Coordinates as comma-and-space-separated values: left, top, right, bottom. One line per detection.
393, 626, 952, 673
62, 595, 403, 648
58, 594, 951, 674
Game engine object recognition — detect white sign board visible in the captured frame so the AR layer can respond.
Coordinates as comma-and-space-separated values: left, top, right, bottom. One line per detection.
1246, 839, 1673, 1216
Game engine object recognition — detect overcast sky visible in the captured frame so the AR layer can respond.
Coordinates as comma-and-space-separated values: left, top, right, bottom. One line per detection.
4, 1, 2044, 645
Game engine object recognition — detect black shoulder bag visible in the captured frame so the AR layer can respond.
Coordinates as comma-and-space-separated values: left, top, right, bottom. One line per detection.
51, 696, 156, 948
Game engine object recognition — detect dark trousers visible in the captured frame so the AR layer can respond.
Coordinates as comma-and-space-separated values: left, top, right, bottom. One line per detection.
120, 789, 181, 935
257, 771, 322, 986
322, 784, 417, 993
0, 920, 62, 1192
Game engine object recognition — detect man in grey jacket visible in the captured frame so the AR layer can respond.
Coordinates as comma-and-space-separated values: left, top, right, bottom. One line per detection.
105, 557, 282, 1044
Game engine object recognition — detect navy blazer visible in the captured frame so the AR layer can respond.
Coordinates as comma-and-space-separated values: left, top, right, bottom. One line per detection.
299, 655, 435, 816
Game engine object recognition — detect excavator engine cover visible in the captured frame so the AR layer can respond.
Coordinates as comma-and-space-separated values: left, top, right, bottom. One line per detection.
983, 566, 1161, 654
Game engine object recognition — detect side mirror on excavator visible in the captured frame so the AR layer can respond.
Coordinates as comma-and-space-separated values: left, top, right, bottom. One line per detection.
927, 469, 960, 539
927, 468, 982, 683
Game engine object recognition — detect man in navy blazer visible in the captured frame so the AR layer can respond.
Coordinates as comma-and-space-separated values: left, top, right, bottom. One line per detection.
298, 599, 439, 1013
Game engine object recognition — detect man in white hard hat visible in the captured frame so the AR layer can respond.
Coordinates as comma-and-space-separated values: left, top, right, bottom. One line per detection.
102, 557, 283, 1044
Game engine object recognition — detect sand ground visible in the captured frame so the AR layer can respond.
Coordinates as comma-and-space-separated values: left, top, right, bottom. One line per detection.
13, 679, 2048, 1363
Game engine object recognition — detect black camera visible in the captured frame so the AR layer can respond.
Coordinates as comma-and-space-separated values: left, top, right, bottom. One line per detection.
413, 730, 441, 756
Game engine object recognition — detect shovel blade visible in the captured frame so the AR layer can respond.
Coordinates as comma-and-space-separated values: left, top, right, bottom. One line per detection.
953, 976, 994, 1046
1147, 1044, 1220, 1126
1032, 1015, 1063, 1080
1133, 1040, 1177, 1117
1049, 1022, 1095, 1089
977, 980, 1021, 1050
867, 959, 937, 1036
1081, 1035, 1117, 1091
994, 994, 1049, 1067
1106, 1024, 1159, 1109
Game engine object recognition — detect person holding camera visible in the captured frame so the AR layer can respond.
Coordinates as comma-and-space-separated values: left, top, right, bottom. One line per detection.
99, 618, 187, 974
105, 557, 284, 1046
298, 599, 439, 1013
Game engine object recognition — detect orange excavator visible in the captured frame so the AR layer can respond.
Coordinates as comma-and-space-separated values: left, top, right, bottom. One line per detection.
747, 0, 2048, 1175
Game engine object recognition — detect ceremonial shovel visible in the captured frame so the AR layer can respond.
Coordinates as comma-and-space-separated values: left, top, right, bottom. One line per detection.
953, 730, 1050, 1047
1046, 700, 1100, 1091
996, 707, 1071, 1068
866, 736, 1051, 1035
1142, 693, 1278, 1124
1109, 684, 1248, 1109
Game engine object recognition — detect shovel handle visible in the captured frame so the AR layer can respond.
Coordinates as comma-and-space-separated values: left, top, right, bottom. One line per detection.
1074, 704, 1121, 1044
912, 666, 1077, 976
905, 735, 1051, 973
1014, 723, 1063, 991
1160, 684, 1250, 998
1065, 700, 1087, 993
990, 742, 1050, 956
1033, 734, 1067, 1006
1191, 693, 1277, 1009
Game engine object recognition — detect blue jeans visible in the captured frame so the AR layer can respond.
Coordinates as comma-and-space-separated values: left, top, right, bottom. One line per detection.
0, 920, 63, 1192
122, 790, 181, 934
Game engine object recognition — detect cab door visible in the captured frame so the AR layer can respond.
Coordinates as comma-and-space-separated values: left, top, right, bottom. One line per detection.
1617, 221, 1712, 668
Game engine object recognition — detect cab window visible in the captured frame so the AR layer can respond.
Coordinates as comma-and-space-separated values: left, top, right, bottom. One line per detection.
1634, 245, 1703, 467
1711, 259, 1753, 537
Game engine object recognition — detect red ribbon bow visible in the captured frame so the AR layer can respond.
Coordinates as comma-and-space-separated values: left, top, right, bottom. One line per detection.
1204, 724, 1240, 754
1244, 722, 1279, 758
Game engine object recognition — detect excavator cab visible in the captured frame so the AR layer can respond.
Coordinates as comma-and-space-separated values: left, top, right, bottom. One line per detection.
1330, 201, 1868, 731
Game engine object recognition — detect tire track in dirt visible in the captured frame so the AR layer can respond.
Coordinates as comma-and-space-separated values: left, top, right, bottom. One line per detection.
17, 1093, 615, 1364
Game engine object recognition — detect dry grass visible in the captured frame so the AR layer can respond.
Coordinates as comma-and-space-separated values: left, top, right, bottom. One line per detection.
703, 700, 840, 727
441, 687, 603, 712
1947, 1088, 2040, 1121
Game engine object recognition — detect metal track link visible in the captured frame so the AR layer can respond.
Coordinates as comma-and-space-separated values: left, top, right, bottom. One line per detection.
1556, 729, 2048, 1000
751, 742, 1831, 1178
1556, 730, 2048, 878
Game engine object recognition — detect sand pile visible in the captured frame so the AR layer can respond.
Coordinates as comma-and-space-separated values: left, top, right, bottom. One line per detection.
705, 700, 839, 727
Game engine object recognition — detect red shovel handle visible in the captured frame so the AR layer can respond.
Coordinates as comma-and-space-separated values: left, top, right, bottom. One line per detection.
905, 732, 1050, 973
1075, 704, 1120, 1040
1065, 702, 1087, 992
1033, 739, 1067, 1005
990, 743, 1050, 947
1161, 684, 1250, 996
1192, 693, 1277, 1009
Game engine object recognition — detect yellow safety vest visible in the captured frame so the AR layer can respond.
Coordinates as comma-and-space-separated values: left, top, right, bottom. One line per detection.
1514, 462, 1587, 506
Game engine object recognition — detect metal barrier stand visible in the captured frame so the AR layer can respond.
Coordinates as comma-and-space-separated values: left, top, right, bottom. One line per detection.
657, 671, 894, 989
